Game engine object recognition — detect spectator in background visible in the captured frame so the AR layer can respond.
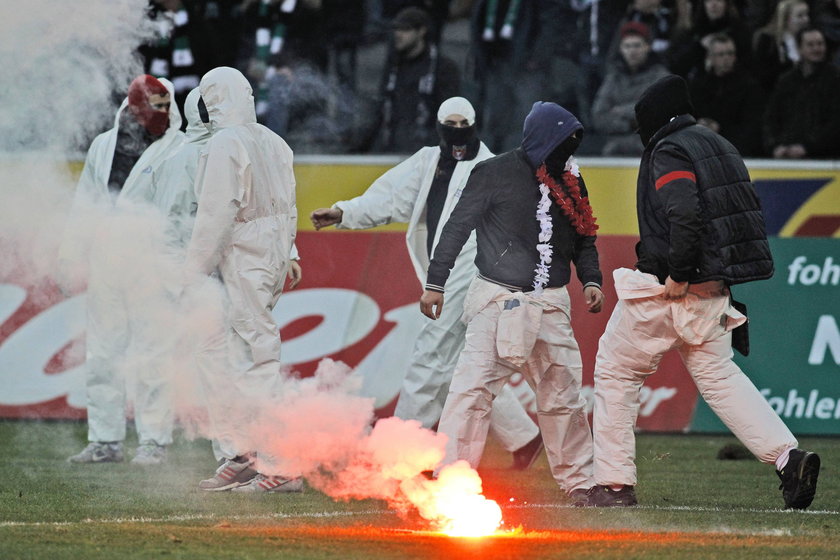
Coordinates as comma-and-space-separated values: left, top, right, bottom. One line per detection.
752, 0, 811, 90
611, 0, 675, 58
573, 0, 629, 105
530, 1, 594, 131
815, 0, 840, 66
139, 0, 211, 122
763, 26, 840, 158
370, 6, 461, 153
592, 22, 669, 156
689, 33, 765, 156
470, 0, 537, 152
669, 0, 753, 78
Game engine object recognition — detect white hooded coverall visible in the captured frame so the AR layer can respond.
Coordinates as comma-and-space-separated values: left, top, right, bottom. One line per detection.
62, 78, 185, 446
334, 145, 539, 453
150, 87, 207, 248
186, 67, 298, 460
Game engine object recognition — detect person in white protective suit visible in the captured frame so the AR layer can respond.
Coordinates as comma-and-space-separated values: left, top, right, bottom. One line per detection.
148, 87, 206, 249
63, 75, 185, 465
310, 97, 544, 470
185, 66, 303, 494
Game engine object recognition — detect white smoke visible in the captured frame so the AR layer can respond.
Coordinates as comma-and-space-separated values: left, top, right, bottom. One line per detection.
0, 0, 154, 152
0, 2, 499, 532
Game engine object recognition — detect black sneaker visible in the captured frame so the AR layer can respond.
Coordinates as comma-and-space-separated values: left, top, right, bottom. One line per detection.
511, 433, 544, 470
568, 487, 592, 507
586, 484, 638, 507
777, 449, 820, 510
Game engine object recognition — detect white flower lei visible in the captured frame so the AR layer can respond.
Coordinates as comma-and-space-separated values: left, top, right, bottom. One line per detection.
532, 156, 580, 296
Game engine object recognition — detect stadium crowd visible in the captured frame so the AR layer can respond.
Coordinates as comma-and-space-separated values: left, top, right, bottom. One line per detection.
137, 0, 840, 158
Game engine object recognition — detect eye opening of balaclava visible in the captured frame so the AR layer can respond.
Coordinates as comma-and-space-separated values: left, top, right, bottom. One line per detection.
436, 121, 478, 160
127, 74, 170, 137
634, 74, 694, 147
197, 96, 210, 124
544, 128, 583, 177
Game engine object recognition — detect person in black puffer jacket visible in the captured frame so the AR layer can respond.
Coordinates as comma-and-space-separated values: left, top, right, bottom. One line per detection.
588, 75, 821, 511
420, 102, 604, 506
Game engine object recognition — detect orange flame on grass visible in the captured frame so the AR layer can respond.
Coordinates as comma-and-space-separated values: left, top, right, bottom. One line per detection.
403, 461, 503, 537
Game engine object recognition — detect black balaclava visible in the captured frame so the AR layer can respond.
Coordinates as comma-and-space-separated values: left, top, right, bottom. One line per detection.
634, 74, 695, 147
544, 129, 582, 178
436, 121, 479, 161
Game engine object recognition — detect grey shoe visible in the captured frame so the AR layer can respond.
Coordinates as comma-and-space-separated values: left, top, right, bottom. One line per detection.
67, 442, 124, 463
131, 443, 167, 465
198, 458, 258, 491
231, 473, 304, 494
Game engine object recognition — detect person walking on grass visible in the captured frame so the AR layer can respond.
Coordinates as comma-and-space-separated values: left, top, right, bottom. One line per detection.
588, 75, 820, 509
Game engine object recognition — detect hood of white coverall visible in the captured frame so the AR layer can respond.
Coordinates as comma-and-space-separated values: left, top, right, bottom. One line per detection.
183, 87, 212, 144
199, 67, 257, 131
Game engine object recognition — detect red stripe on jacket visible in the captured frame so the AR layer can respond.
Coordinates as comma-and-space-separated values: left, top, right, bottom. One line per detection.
655, 171, 696, 191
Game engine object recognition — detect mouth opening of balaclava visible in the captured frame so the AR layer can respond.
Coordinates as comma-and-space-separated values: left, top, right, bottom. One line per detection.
127, 74, 170, 137
437, 121, 479, 161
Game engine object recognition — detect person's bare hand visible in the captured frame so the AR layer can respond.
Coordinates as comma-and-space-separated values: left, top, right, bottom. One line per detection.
787, 144, 807, 159
584, 285, 604, 313
663, 276, 689, 300
420, 290, 444, 319
286, 259, 302, 289
310, 207, 343, 230
773, 145, 789, 159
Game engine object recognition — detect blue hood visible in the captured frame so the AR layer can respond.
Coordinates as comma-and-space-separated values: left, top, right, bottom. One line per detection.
521, 102, 582, 168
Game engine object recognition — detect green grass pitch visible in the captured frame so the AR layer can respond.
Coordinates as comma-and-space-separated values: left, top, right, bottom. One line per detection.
1, 420, 838, 559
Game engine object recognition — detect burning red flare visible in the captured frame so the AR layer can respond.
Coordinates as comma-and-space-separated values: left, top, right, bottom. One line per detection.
403, 461, 503, 537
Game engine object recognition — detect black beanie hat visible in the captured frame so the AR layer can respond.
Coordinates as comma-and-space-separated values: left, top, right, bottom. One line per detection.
634, 75, 694, 146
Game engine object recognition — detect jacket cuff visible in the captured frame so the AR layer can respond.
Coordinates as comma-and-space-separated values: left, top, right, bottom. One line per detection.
424, 283, 445, 293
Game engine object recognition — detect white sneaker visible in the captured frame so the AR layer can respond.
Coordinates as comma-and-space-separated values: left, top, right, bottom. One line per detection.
131, 443, 167, 465
231, 473, 304, 494
198, 458, 257, 491
67, 442, 124, 463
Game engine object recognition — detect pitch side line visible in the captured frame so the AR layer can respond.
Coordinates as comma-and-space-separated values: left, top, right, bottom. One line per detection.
2, 502, 837, 528
510, 503, 840, 515
0, 509, 393, 528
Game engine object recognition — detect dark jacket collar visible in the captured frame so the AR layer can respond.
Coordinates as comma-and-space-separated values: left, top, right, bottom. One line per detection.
647, 114, 696, 150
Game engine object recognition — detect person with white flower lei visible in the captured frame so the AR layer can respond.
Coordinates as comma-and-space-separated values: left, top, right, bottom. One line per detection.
420, 102, 603, 504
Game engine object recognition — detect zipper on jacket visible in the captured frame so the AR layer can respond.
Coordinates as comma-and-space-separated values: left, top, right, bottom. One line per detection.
493, 241, 512, 266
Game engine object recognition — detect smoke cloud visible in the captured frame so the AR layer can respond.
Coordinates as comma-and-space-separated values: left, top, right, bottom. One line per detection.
0, 1, 499, 532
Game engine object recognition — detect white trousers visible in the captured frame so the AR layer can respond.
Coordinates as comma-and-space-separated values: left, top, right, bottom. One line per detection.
197, 245, 289, 461
394, 277, 539, 452
437, 281, 593, 492
85, 244, 174, 446
593, 270, 797, 486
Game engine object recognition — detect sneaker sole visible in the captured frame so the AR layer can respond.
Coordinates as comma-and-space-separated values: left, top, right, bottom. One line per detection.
787, 452, 820, 510
199, 480, 251, 492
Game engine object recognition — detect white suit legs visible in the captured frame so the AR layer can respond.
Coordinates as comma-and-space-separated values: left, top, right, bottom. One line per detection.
680, 334, 797, 464
204, 229, 288, 459
593, 286, 798, 486
394, 283, 537, 452
438, 296, 592, 491
85, 272, 129, 443
85, 247, 175, 445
